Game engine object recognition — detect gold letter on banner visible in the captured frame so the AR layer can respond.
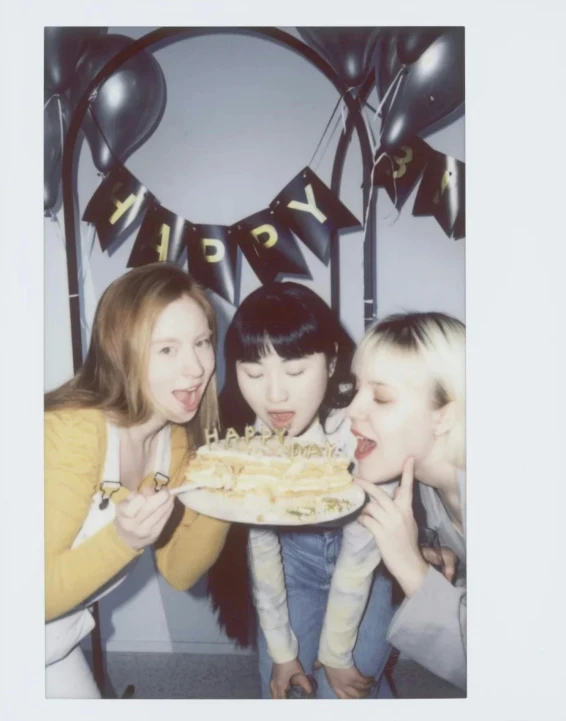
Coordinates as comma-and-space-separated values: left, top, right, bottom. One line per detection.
433, 169, 454, 205
109, 193, 137, 225
202, 238, 225, 263
251, 224, 278, 249
156, 224, 171, 261
287, 184, 327, 224
392, 146, 413, 179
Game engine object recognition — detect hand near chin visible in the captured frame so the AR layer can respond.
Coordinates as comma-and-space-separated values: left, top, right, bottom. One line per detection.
355, 458, 429, 597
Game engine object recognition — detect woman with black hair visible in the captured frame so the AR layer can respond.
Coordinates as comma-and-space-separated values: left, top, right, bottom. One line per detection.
208, 282, 397, 699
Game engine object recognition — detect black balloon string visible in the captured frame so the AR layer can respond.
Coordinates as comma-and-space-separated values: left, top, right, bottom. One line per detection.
308, 87, 357, 170
374, 65, 406, 126
363, 151, 387, 232
81, 223, 97, 284
48, 212, 68, 255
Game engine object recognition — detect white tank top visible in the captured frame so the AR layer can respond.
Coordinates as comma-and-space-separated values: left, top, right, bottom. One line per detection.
45, 419, 171, 666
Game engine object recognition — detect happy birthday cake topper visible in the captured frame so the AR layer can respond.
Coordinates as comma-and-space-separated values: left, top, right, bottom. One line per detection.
204, 426, 336, 459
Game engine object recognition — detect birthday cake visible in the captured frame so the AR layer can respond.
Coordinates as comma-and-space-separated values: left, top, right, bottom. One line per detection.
184, 426, 353, 501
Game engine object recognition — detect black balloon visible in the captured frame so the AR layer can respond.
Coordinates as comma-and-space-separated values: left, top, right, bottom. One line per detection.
44, 27, 107, 94
376, 31, 404, 121
396, 27, 445, 64
70, 34, 167, 174
380, 28, 464, 152
298, 27, 381, 86
44, 93, 71, 212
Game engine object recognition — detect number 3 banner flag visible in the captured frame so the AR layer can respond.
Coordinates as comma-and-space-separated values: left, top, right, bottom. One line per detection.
372, 137, 433, 210
413, 150, 466, 239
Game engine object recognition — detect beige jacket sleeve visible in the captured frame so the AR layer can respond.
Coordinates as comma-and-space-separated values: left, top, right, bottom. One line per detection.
317, 521, 382, 667
247, 527, 298, 663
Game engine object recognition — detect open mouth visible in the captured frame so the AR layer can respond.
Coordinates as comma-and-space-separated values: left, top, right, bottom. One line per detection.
267, 411, 295, 429
173, 386, 202, 413
352, 431, 377, 460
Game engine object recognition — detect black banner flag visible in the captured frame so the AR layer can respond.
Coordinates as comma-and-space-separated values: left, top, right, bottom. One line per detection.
186, 225, 238, 305
413, 151, 465, 239
233, 209, 310, 284
83, 164, 153, 251
271, 167, 360, 265
128, 204, 189, 267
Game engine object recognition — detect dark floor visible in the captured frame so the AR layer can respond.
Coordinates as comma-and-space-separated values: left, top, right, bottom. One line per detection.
94, 651, 464, 700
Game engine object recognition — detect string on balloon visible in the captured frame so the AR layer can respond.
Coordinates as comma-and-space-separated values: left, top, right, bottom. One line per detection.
374, 65, 406, 124
308, 86, 358, 172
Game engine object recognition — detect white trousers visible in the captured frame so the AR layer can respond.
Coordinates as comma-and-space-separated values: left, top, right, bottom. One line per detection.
45, 645, 101, 699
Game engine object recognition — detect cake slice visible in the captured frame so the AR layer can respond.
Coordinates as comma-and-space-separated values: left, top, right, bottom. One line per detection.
184, 433, 353, 500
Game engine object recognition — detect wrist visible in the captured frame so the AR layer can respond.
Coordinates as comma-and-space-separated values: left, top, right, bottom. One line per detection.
396, 555, 429, 598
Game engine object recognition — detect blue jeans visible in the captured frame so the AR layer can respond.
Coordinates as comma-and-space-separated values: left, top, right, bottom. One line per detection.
257, 527, 397, 699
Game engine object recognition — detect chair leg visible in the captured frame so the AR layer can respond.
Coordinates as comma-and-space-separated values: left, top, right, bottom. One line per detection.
121, 685, 135, 698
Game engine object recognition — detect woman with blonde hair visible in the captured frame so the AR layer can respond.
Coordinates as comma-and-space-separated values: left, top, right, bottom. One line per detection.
350, 311, 467, 690
44, 263, 230, 698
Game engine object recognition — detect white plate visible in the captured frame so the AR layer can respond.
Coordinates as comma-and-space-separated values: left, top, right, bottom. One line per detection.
175, 484, 366, 526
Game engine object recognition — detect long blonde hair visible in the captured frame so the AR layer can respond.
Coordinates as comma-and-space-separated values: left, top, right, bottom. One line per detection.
45, 263, 219, 450
354, 311, 466, 469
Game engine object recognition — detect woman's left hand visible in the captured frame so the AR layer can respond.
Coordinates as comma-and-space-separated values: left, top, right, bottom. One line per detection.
355, 458, 429, 598
314, 661, 374, 699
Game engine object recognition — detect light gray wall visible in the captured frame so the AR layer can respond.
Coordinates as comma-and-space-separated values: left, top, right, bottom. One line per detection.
45, 27, 465, 653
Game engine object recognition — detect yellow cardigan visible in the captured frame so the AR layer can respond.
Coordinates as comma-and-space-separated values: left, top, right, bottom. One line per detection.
45, 408, 229, 622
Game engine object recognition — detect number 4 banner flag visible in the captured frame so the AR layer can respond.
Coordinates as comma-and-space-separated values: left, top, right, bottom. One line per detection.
372, 137, 433, 210
413, 150, 466, 239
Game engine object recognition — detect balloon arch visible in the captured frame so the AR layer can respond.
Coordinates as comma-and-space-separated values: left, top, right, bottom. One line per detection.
46, 26, 465, 373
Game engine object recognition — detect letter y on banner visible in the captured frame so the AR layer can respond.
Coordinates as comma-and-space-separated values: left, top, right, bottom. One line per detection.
271, 167, 360, 265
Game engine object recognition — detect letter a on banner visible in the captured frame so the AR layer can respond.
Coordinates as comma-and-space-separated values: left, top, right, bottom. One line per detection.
270, 167, 360, 265
83, 164, 154, 251
186, 225, 238, 305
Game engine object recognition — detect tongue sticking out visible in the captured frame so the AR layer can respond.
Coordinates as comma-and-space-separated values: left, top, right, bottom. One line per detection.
173, 389, 200, 412
268, 412, 295, 429
355, 437, 377, 459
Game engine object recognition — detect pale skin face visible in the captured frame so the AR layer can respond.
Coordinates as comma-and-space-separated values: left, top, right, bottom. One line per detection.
348, 348, 440, 483
146, 296, 215, 426
236, 344, 332, 438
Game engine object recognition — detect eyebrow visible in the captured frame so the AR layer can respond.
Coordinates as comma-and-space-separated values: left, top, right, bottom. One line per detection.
152, 337, 180, 345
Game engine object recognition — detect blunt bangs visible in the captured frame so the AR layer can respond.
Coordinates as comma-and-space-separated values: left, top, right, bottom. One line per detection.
229, 293, 333, 364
